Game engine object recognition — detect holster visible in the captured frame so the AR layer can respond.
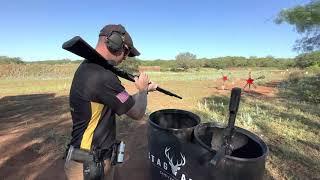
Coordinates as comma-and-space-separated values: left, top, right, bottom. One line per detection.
65, 146, 108, 180
110, 140, 121, 166
83, 160, 104, 180
64, 141, 122, 180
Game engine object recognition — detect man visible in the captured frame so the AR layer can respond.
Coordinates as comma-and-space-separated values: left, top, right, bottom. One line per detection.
64, 24, 158, 179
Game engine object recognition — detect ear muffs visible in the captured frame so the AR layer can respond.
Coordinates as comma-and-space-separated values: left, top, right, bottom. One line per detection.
105, 31, 125, 53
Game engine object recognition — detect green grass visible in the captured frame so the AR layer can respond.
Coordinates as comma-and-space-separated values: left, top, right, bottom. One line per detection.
193, 87, 320, 179
279, 72, 320, 104
0, 66, 289, 95
0, 79, 72, 95
0, 65, 319, 179
143, 68, 287, 82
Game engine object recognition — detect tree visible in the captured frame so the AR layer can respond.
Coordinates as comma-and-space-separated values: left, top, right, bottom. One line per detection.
175, 52, 197, 70
117, 57, 141, 73
0, 56, 24, 64
275, 0, 320, 52
175, 52, 197, 61
294, 50, 320, 68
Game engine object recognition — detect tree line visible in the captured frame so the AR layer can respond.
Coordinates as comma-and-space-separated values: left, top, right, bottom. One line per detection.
1, 51, 319, 73
123, 51, 319, 72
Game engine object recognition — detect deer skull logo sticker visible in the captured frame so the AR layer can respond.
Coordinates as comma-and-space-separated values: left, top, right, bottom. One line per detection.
164, 147, 186, 176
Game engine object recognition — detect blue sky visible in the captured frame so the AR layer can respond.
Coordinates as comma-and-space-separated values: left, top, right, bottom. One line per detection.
0, 0, 310, 61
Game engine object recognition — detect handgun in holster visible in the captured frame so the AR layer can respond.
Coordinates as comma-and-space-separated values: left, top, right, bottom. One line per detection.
65, 145, 105, 180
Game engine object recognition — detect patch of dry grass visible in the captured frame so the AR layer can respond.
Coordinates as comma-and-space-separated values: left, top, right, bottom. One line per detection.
0, 66, 319, 179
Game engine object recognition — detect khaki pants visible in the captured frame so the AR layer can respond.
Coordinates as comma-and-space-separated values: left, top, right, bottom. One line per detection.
64, 159, 114, 180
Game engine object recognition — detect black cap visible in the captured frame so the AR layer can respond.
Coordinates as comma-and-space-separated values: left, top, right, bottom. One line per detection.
99, 24, 140, 57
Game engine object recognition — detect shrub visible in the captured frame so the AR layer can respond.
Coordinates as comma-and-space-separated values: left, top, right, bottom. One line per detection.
281, 72, 320, 104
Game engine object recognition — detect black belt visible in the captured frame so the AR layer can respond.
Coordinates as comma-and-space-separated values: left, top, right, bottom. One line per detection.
68, 146, 113, 163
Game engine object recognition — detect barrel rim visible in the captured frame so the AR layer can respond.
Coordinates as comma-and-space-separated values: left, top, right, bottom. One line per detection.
194, 122, 269, 162
148, 109, 201, 132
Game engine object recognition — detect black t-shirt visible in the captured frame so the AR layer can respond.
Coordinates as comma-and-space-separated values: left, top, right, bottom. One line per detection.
69, 60, 134, 151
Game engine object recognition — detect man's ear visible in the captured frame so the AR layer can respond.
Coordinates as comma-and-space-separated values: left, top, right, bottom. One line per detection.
104, 42, 123, 56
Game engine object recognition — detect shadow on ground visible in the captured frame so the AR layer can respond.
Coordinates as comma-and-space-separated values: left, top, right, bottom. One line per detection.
0, 93, 70, 179
0, 93, 152, 180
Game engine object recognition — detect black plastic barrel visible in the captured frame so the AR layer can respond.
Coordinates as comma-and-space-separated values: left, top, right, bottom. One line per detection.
148, 109, 201, 180
193, 123, 269, 180
148, 110, 268, 180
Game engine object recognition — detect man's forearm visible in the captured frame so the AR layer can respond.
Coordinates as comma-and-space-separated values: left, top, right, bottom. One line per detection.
126, 90, 148, 120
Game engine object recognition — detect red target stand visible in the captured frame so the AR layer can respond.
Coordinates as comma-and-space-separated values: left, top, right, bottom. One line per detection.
243, 71, 257, 91
220, 72, 231, 90
243, 71, 265, 92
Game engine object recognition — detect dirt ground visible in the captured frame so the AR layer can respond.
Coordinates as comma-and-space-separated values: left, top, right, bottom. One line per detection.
0, 79, 278, 180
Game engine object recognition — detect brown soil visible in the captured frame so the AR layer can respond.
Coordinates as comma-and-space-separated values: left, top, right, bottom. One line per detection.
0, 80, 278, 179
